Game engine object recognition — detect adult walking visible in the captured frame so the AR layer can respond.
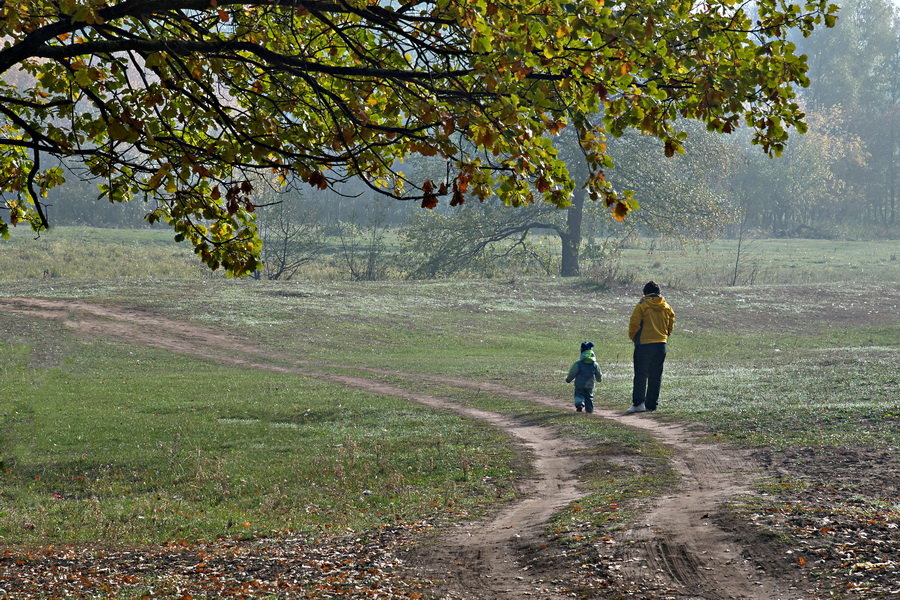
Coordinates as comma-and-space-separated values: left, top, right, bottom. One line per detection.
627, 281, 675, 414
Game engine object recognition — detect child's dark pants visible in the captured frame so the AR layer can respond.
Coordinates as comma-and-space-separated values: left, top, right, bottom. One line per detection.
574, 386, 594, 413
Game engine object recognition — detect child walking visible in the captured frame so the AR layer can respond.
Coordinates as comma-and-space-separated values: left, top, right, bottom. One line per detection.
566, 341, 602, 413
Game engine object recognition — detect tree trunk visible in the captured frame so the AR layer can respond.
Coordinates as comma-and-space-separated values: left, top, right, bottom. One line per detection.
560, 188, 585, 276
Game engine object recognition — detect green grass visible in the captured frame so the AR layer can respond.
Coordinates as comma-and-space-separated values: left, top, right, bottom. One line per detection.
2, 225, 897, 286
9, 275, 890, 449
0, 232, 897, 561
0, 335, 520, 545
0, 226, 202, 281
615, 237, 900, 286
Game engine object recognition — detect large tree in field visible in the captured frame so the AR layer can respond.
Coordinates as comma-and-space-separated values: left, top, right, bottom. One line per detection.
0, 0, 837, 275
401, 121, 737, 279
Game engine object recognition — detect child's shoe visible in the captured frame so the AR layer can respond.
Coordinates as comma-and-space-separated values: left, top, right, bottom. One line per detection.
575, 404, 584, 412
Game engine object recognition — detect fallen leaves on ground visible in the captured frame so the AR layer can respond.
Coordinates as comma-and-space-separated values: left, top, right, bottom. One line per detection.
746, 446, 899, 599
747, 494, 898, 598
0, 522, 436, 599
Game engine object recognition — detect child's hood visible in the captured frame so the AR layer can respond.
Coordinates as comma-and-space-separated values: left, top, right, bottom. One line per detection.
580, 349, 596, 363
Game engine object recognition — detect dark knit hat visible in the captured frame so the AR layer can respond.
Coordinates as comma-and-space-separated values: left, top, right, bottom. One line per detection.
580, 341, 594, 352
643, 281, 660, 295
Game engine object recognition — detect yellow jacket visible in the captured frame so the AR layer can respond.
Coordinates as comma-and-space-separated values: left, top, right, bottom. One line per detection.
629, 294, 675, 344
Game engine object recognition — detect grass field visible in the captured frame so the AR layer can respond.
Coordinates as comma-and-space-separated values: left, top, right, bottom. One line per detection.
2, 224, 897, 285
0, 226, 202, 280
0, 330, 522, 545
0, 229, 897, 597
614, 236, 899, 287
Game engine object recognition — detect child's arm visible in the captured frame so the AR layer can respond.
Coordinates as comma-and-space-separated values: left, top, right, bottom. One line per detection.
565, 362, 577, 383
594, 364, 602, 382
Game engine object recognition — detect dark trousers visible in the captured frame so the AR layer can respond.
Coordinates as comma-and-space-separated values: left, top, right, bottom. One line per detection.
632, 342, 667, 410
574, 386, 594, 413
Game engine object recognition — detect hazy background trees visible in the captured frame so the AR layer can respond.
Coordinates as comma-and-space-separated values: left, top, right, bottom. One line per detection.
252, 188, 327, 281
741, 0, 898, 237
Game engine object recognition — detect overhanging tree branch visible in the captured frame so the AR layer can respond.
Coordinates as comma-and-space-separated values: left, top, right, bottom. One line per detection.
31, 39, 476, 81
0, 0, 839, 274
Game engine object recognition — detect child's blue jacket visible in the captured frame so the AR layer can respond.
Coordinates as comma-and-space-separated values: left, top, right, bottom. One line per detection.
566, 351, 602, 388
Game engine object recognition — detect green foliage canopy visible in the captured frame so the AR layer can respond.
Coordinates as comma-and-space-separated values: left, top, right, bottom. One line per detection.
0, 0, 837, 274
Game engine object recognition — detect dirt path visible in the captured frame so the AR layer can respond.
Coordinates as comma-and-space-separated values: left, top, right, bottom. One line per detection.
374, 373, 805, 600
0, 297, 806, 600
